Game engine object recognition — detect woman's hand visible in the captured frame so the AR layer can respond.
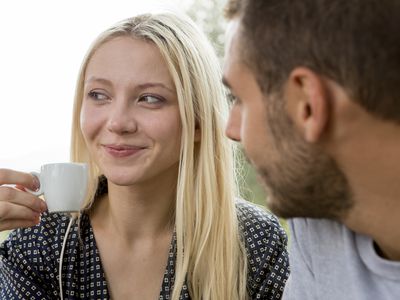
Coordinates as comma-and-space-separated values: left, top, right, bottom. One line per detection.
0, 169, 47, 231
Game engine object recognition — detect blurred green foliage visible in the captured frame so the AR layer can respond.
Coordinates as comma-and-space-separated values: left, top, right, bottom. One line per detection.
0, 231, 9, 242
185, 0, 227, 61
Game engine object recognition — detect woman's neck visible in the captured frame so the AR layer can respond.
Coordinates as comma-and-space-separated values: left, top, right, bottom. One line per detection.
90, 177, 175, 244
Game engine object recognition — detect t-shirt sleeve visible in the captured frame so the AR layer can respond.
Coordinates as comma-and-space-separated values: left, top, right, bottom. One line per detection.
0, 213, 67, 299
236, 200, 290, 299
282, 218, 315, 300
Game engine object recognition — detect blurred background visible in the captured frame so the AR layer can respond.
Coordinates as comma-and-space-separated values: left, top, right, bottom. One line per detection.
0, 0, 274, 242
185, 0, 269, 207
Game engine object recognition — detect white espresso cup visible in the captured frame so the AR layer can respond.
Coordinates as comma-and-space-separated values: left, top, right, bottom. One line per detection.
29, 163, 89, 213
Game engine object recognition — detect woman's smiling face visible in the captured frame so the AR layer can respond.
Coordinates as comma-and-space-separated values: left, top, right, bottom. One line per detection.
80, 36, 182, 186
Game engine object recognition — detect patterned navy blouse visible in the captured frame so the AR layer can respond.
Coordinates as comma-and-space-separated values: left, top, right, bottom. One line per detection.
0, 200, 289, 299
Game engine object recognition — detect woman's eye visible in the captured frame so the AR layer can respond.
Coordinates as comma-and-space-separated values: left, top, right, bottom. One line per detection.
139, 95, 163, 104
88, 91, 109, 101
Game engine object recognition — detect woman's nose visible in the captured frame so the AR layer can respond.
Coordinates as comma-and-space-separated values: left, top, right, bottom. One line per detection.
106, 101, 138, 134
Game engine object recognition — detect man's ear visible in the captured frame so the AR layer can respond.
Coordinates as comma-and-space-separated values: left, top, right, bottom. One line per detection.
285, 67, 331, 143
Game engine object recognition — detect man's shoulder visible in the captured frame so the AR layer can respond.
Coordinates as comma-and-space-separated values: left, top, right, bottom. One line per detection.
289, 218, 349, 244
285, 218, 400, 299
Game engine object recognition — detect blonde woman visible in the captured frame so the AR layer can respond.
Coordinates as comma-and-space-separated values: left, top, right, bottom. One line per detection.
0, 13, 289, 299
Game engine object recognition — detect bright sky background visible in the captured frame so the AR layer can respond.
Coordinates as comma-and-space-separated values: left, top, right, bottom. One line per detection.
0, 0, 197, 173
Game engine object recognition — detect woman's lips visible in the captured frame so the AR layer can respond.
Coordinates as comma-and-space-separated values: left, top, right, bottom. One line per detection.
102, 144, 145, 158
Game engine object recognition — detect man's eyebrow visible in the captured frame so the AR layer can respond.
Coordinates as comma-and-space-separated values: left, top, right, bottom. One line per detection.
222, 77, 232, 89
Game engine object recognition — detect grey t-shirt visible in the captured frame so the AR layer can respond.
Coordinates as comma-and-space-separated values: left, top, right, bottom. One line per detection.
283, 218, 400, 300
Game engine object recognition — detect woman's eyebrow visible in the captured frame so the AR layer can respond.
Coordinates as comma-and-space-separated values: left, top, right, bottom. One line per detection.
84, 77, 175, 94
136, 82, 175, 94
84, 76, 112, 86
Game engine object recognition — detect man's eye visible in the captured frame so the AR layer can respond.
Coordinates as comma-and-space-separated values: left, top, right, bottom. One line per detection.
88, 91, 109, 101
227, 92, 238, 104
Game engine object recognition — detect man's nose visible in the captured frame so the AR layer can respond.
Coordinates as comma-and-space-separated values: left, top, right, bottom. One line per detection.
225, 106, 241, 142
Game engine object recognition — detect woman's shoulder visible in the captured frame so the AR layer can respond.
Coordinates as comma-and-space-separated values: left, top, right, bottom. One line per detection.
0, 213, 83, 298
236, 199, 290, 298
235, 198, 288, 256
235, 198, 287, 241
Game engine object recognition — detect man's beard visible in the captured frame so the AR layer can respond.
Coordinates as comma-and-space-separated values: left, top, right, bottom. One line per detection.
256, 98, 354, 220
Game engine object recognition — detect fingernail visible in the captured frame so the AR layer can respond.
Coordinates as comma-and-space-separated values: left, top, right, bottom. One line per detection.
40, 200, 47, 212
32, 176, 40, 191
32, 213, 41, 225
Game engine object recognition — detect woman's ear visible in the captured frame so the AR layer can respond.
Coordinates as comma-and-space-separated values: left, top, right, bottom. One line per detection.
285, 67, 331, 143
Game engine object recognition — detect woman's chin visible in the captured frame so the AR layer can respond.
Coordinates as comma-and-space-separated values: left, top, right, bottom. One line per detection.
103, 171, 143, 187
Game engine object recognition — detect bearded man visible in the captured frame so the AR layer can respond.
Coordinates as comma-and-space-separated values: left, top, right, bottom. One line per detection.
223, 0, 400, 298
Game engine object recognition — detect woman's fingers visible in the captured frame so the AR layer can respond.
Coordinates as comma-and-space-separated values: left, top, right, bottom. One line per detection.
0, 168, 39, 191
0, 186, 47, 213
0, 186, 46, 232
0, 169, 45, 212
0, 169, 46, 231
0, 218, 40, 232
0, 203, 41, 231
0, 196, 41, 218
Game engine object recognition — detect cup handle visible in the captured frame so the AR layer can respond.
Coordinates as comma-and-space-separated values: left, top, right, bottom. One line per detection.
26, 171, 43, 196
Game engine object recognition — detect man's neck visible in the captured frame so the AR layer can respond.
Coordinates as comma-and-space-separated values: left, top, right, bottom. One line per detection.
334, 113, 400, 261
343, 191, 400, 261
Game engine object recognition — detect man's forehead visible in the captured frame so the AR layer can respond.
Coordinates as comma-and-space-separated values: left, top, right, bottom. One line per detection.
226, 19, 240, 45
224, 19, 241, 59
223, 19, 244, 81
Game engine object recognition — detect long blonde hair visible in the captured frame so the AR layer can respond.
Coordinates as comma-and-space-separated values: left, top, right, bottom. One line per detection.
70, 12, 248, 299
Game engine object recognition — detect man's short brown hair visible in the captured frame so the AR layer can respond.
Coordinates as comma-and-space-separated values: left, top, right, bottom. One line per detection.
225, 0, 400, 122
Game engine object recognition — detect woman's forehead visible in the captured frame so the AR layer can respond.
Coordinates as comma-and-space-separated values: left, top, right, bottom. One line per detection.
85, 36, 175, 91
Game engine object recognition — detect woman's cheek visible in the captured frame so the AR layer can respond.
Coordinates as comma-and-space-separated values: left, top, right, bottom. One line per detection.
80, 104, 102, 140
